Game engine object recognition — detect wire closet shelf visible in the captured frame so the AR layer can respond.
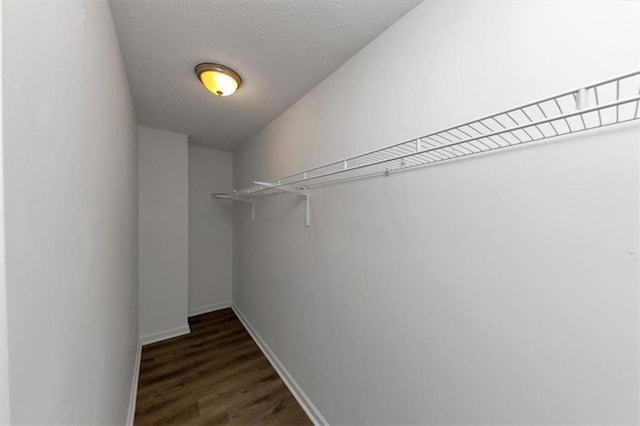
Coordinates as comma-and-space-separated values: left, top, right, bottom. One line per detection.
214, 70, 640, 205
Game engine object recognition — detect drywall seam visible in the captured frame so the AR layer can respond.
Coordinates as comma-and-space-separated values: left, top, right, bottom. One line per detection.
126, 341, 142, 426
188, 301, 231, 317
139, 325, 190, 346
231, 304, 328, 426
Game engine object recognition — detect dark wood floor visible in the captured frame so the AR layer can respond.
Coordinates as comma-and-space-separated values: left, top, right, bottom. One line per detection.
134, 308, 312, 425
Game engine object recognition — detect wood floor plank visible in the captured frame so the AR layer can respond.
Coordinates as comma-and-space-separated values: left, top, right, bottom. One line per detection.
134, 308, 312, 425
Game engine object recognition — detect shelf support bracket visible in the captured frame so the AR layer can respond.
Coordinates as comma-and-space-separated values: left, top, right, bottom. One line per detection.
575, 87, 589, 110
212, 193, 255, 222
253, 182, 310, 227
305, 188, 310, 227
254, 181, 306, 196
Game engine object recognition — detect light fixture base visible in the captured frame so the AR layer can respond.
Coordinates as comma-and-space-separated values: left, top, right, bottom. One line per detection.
195, 63, 242, 96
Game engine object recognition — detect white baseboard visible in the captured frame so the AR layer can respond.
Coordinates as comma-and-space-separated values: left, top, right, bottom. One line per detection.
231, 304, 328, 426
128, 324, 190, 424
139, 324, 191, 346
126, 340, 142, 426
188, 300, 231, 317
126, 323, 191, 424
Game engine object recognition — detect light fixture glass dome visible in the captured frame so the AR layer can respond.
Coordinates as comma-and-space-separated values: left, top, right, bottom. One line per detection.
195, 63, 242, 96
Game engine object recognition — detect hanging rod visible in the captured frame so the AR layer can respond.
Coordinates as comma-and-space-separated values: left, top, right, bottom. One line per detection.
214, 70, 640, 224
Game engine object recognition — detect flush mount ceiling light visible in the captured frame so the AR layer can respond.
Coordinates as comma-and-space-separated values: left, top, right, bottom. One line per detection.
195, 63, 242, 97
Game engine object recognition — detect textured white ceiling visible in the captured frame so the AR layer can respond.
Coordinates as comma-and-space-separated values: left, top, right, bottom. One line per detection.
109, 0, 420, 150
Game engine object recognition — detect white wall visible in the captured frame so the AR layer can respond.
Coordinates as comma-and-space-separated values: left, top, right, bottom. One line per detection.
138, 126, 189, 342
3, 1, 138, 423
0, 1, 8, 423
233, 1, 640, 424
188, 144, 233, 315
